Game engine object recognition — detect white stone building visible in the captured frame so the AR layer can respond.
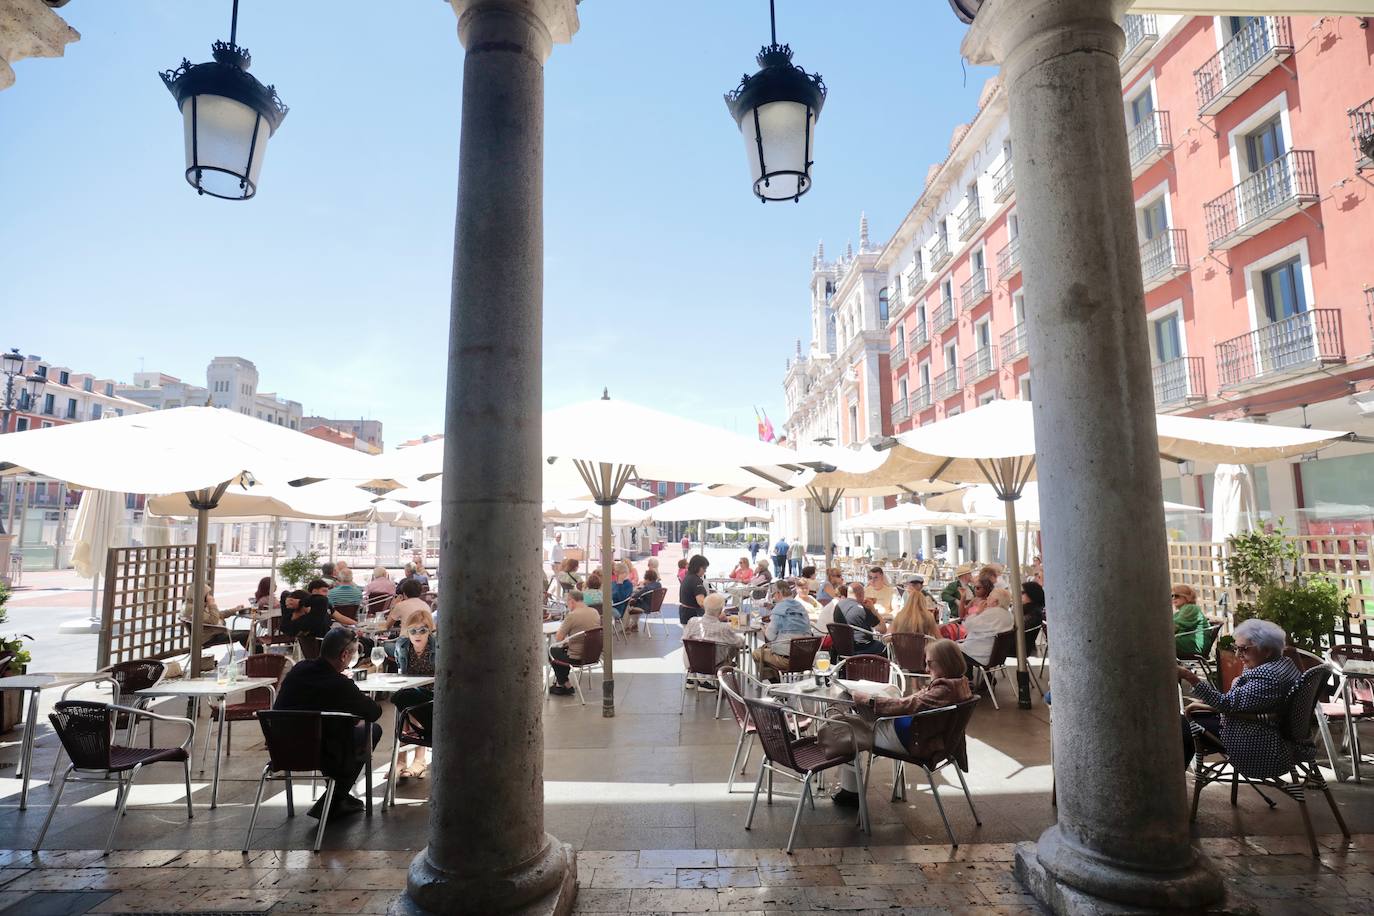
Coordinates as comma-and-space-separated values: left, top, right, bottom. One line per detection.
119, 357, 303, 430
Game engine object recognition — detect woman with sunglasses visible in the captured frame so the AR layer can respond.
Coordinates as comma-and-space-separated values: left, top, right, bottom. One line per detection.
1171, 584, 1206, 656
393, 607, 436, 779
1176, 618, 1298, 772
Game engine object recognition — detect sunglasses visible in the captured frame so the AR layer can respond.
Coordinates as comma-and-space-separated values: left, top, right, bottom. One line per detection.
406, 625, 432, 638
1171, 594, 1186, 600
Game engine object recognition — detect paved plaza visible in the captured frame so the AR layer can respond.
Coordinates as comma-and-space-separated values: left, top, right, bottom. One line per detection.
1, 564, 1372, 914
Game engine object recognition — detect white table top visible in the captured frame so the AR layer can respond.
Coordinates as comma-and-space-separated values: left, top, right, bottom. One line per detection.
542, 621, 563, 636
135, 676, 277, 698
358, 674, 434, 694
0, 672, 110, 691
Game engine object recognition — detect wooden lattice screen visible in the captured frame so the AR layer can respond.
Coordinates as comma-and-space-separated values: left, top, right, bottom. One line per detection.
98, 545, 216, 668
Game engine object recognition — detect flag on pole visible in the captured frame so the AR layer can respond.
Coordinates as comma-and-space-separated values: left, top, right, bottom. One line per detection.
762, 409, 776, 443
754, 407, 767, 441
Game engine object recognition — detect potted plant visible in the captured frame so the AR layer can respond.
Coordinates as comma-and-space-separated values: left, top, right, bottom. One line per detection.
0, 582, 34, 733
278, 549, 322, 590
1215, 634, 1243, 691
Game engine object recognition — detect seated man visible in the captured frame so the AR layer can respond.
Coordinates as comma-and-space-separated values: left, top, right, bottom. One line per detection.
832, 582, 888, 655
959, 588, 1014, 666
753, 580, 814, 683
681, 593, 745, 689
327, 568, 365, 614
272, 628, 383, 818
548, 590, 600, 696
624, 568, 664, 633
319, 561, 338, 587
305, 578, 362, 628
279, 589, 329, 639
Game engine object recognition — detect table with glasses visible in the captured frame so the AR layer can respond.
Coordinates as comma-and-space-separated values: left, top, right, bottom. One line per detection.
230, 607, 281, 654
769, 677, 900, 712
133, 675, 278, 808
0, 672, 118, 809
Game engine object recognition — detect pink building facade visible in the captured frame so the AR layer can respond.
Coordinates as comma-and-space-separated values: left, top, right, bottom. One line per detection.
884, 13, 1374, 531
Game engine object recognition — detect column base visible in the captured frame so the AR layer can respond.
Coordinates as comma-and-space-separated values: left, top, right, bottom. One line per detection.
389, 834, 577, 916
1015, 828, 1226, 915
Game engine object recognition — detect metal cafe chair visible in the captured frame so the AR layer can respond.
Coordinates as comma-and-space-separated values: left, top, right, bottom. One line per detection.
34, 700, 195, 854
680, 638, 740, 718
832, 654, 907, 693
887, 633, 934, 690
548, 626, 603, 705
384, 700, 433, 807
867, 697, 982, 847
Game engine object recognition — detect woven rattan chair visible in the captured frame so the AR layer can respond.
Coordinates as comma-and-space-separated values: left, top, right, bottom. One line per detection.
384, 701, 433, 807
1187, 664, 1350, 856
34, 701, 194, 854
868, 697, 982, 846
296, 634, 322, 660
243, 709, 374, 853
742, 696, 867, 853
49, 658, 164, 781
965, 626, 1042, 709
634, 587, 669, 638
550, 627, 603, 705
887, 633, 933, 688
680, 638, 741, 718
779, 635, 822, 682
718, 666, 768, 793
832, 654, 906, 692
1178, 622, 1223, 681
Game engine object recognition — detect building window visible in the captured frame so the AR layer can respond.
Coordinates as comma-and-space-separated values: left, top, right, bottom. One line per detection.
1128, 84, 1154, 128
58, 370, 69, 385
849, 404, 859, 437
1244, 115, 1285, 176
43, 393, 54, 415
65, 398, 77, 419
1140, 195, 1168, 241
35, 365, 47, 379
1153, 311, 1183, 363
657, 481, 667, 498
944, 341, 958, 370
878, 288, 889, 325
82, 377, 93, 392
104, 383, 113, 396
979, 391, 997, 406
1019, 375, 1032, 400
15, 418, 29, 432
91, 404, 102, 420
675, 482, 686, 495
1260, 256, 1306, 322
115, 408, 123, 417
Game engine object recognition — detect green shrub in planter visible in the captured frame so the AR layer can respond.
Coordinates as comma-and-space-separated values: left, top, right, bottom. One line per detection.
1254, 577, 1344, 655
279, 550, 322, 590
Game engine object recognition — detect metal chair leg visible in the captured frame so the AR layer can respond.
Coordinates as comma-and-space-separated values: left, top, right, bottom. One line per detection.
314, 777, 336, 853
785, 774, 812, 854
284, 773, 295, 818
1249, 782, 1278, 809
386, 722, 403, 807
726, 729, 747, 793
927, 769, 957, 847
242, 766, 271, 852
105, 764, 141, 854
1293, 783, 1320, 858
1318, 773, 1351, 840
953, 764, 981, 824
184, 760, 195, 820
200, 708, 215, 772
744, 765, 767, 830
32, 765, 71, 852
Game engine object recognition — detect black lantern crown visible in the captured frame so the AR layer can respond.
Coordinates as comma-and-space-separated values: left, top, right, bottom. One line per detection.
160, 38, 288, 130
724, 42, 826, 119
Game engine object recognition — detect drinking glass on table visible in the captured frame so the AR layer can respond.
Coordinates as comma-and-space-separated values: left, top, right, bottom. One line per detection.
371, 645, 387, 671
814, 651, 831, 673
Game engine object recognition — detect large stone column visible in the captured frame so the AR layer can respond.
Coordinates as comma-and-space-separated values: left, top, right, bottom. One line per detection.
962, 1, 1223, 912
392, 2, 578, 914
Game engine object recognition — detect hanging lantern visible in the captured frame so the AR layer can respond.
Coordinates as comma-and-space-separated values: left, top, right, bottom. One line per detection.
160, 1, 287, 200
724, 1, 826, 203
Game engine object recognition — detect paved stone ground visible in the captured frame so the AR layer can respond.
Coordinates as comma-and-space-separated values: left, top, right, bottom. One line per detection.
1, 562, 1371, 913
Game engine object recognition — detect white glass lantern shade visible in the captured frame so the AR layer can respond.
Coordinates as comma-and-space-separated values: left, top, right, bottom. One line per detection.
181, 94, 271, 199
738, 99, 816, 202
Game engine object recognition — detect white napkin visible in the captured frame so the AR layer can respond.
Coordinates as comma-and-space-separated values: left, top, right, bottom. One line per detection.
836, 678, 899, 697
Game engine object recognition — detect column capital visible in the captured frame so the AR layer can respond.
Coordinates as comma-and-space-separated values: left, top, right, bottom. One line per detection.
960, 0, 1130, 66
448, 0, 579, 59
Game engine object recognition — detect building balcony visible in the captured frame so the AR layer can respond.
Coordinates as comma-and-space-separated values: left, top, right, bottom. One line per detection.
930, 234, 952, 269
1203, 149, 1317, 251
891, 336, 906, 366
1121, 14, 1160, 72
1215, 309, 1344, 390
964, 347, 998, 384
960, 269, 991, 311
890, 396, 910, 425
1194, 17, 1293, 117
1001, 323, 1028, 362
906, 264, 925, 294
889, 284, 906, 316
933, 366, 961, 400
910, 383, 932, 412
992, 158, 1014, 203
933, 297, 957, 334
996, 237, 1021, 281
957, 199, 985, 241
911, 321, 930, 352
1140, 228, 1189, 292
1350, 95, 1374, 170
1152, 356, 1206, 408
1127, 110, 1172, 178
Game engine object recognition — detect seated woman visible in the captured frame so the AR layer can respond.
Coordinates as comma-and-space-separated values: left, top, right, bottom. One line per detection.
818, 638, 973, 806
556, 558, 583, 595
729, 557, 754, 583
959, 588, 1014, 666
1177, 618, 1300, 773
610, 561, 635, 624
891, 584, 941, 639
962, 578, 994, 619
676, 558, 688, 582
1021, 580, 1046, 636
627, 568, 664, 613
799, 565, 819, 595
749, 560, 773, 587
252, 577, 273, 611
681, 593, 746, 688
1172, 584, 1206, 657
817, 567, 845, 604
583, 571, 604, 611
393, 607, 436, 779
181, 586, 247, 648
795, 577, 823, 619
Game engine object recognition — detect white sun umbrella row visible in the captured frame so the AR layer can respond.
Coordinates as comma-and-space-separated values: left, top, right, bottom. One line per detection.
0, 407, 386, 674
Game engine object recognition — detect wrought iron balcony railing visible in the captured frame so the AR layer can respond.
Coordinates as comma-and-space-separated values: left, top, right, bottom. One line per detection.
992, 158, 1014, 203
932, 297, 957, 334
907, 264, 925, 294
963, 347, 998, 383
996, 237, 1020, 281
1203, 149, 1317, 250
910, 383, 932, 412
1128, 110, 1172, 177
911, 320, 929, 352
890, 396, 909, 425
933, 366, 961, 400
1122, 14, 1160, 72
1194, 17, 1293, 116
1152, 356, 1205, 408
957, 198, 985, 241
1000, 322, 1028, 361
929, 233, 952, 269
960, 268, 991, 311
888, 284, 906, 317
1140, 228, 1189, 292
1215, 309, 1344, 389
1350, 95, 1374, 168
891, 336, 906, 366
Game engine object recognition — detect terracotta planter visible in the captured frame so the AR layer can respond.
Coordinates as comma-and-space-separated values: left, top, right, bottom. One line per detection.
1217, 648, 1243, 692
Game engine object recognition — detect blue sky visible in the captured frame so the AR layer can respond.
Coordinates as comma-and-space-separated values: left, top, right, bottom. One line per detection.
0, 1, 995, 448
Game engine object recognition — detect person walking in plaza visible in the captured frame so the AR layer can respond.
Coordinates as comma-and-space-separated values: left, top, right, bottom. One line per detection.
787, 538, 805, 576
272, 628, 383, 818
548, 590, 600, 696
772, 536, 789, 579
550, 533, 565, 567
749, 537, 760, 565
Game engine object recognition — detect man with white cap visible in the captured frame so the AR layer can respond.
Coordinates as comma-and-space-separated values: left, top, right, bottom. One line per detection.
940, 563, 975, 623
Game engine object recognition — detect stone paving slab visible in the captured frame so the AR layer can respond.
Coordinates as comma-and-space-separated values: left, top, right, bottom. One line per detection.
0, 840, 1369, 914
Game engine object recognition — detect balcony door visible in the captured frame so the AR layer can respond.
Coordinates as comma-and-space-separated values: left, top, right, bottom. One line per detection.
1259, 256, 1312, 372
1141, 197, 1168, 242
1152, 312, 1186, 403
1244, 116, 1288, 220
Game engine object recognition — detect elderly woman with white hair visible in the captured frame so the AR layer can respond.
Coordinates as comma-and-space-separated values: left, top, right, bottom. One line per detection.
1177, 618, 1300, 774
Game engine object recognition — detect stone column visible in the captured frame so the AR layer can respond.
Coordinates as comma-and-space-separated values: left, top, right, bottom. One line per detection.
943, 524, 957, 563
920, 526, 933, 561
392, 2, 578, 914
962, 1, 1222, 912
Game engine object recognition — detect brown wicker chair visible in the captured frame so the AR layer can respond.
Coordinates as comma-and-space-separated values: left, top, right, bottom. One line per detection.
887, 633, 932, 687
243, 709, 374, 853
743, 696, 868, 853
869, 697, 982, 846
384, 700, 434, 807
629, 587, 668, 637
832, 654, 904, 691
718, 666, 766, 793
965, 626, 1043, 710
34, 700, 194, 854
296, 634, 322, 660
779, 635, 822, 682
49, 659, 166, 782
680, 638, 740, 718
550, 627, 603, 705
209, 654, 289, 756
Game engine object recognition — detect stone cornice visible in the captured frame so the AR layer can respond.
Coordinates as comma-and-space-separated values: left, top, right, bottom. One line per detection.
0, 0, 79, 91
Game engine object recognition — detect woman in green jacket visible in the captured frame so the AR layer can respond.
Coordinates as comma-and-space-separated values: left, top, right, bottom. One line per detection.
1172, 584, 1206, 656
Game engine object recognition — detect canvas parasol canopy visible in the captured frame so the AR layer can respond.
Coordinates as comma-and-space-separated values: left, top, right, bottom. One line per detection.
646, 491, 771, 524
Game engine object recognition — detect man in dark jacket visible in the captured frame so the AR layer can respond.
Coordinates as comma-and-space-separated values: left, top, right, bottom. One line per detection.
273, 628, 382, 818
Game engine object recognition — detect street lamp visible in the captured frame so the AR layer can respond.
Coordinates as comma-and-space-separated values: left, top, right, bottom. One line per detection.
160, 0, 288, 200
724, 0, 826, 203
1, 349, 45, 435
